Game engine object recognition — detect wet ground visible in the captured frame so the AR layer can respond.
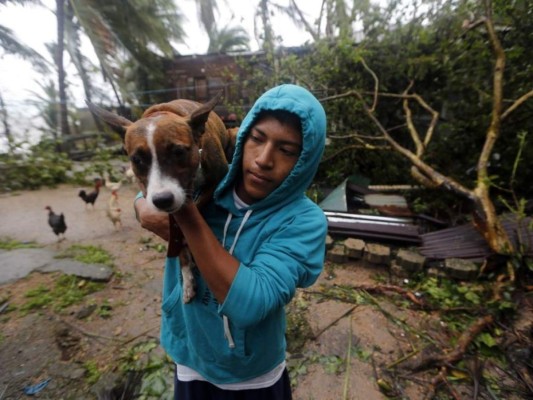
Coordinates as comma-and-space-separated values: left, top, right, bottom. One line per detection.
0, 183, 475, 399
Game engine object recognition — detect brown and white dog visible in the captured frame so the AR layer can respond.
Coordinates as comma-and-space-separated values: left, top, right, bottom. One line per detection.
87, 94, 235, 302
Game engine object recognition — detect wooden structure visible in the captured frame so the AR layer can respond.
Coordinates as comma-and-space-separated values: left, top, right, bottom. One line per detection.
162, 51, 267, 124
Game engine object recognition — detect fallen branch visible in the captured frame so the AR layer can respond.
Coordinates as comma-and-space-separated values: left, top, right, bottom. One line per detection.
311, 305, 357, 340
345, 283, 426, 307
306, 283, 425, 307
408, 314, 494, 372
118, 325, 159, 347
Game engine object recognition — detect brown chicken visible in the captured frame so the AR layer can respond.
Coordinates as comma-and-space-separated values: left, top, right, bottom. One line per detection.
106, 190, 122, 230
78, 179, 102, 209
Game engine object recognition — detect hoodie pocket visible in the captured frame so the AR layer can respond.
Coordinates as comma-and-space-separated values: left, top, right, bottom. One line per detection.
161, 283, 186, 338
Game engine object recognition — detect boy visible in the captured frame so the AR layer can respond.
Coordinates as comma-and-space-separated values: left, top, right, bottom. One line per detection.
135, 84, 327, 399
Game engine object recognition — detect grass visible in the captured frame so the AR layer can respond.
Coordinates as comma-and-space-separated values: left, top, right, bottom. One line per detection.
55, 244, 114, 267
20, 274, 106, 315
0, 237, 40, 250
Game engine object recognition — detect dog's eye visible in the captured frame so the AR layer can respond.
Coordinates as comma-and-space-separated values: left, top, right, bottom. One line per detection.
169, 144, 188, 160
130, 152, 151, 169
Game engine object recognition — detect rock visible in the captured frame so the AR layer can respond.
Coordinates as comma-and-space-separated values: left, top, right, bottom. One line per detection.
344, 238, 365, 260
327, 244, 346, 263
444, 258, 479, 280
364, 243, 391, 266
325, 235, 334, 250
396, 249, 426, 272
75, 304, 97, 319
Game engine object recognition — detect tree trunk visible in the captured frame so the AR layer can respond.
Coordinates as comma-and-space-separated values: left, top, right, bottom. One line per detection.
56, 0, 71, 138
0, 91, 14, 152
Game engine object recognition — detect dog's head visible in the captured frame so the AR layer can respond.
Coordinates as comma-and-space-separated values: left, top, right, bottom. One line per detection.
87, 94, 222, 213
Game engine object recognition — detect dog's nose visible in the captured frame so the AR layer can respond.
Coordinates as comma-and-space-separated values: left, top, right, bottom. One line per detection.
152, 192, 175, 210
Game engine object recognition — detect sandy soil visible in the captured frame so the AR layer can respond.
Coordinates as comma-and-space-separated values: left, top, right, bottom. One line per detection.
1, 183, 527, 399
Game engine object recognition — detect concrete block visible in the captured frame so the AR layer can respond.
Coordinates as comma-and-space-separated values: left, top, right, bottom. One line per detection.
344, 238, 365, 260
444, 258, 479, 280
364, 243, 391, 266
396, 249, 426, 272
325, 235, 334, 250
327, 244, 346, 263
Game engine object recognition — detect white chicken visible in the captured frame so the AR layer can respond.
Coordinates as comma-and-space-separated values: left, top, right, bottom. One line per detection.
102, 170, 123, 192
106, 190, 122, 230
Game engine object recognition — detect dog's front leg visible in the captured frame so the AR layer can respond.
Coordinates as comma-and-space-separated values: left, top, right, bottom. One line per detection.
179, 247, 196, 303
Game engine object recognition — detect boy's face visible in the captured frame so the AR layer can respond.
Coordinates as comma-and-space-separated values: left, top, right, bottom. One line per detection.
236, 115, 302, 204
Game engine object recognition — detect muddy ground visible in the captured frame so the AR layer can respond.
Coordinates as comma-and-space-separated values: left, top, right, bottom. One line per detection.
0, 183, 530, 399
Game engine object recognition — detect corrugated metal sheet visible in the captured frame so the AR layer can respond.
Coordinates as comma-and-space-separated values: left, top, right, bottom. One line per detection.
419, 214, 533, 260
364, 194, 409, 208
325, 211, 421, 244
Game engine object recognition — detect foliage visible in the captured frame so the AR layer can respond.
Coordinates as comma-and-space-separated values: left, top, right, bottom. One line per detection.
55, 244, 114, 267
0, 237, 39, 250
84, 360, 102, 385
285, 293, 313, 354
118, 339, 174, 400
413, 276, 515, 316
20, 274, 105, 314
232, 0, 533, 224
0, 140, 72, 192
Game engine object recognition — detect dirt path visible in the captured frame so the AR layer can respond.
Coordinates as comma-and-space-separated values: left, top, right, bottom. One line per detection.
0, 184, 455, 399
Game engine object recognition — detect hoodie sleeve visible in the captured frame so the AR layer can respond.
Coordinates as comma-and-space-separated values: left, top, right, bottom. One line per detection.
218, 204, 327, 329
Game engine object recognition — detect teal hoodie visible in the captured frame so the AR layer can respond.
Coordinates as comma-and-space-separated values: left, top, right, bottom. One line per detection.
160, 84, 328, 384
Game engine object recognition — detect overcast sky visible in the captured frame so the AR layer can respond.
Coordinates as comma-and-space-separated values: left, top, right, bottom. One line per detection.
0, 0, 323, 147
0, 1, 319, 107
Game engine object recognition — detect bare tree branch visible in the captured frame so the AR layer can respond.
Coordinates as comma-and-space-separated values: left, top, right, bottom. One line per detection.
501, 89, 533, 121
360, 57, 379, 112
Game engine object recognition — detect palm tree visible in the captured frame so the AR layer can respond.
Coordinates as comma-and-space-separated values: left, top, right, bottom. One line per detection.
66, 0, 186, 106
56, 0, 70, 136
0, 0, 49, 70
41, 0, 187, 138
1, 0, 51, 145
194, 0, 218, 42
207, 25, 250, 54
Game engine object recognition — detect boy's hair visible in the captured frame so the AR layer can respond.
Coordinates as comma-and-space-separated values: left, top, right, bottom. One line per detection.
255, 109, 302, 134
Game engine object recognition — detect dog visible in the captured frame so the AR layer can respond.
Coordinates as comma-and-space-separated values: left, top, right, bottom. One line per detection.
87, 93, 234, 303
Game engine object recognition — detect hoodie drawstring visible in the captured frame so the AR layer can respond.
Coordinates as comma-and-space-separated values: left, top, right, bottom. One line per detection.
221, 209, 253, 349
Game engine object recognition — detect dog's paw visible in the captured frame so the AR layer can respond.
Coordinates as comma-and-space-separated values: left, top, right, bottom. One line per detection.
181, 265, 196, 303
182, 282, 196, 303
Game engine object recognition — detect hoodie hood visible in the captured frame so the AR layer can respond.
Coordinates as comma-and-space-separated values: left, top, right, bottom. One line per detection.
215, 84, 326, 210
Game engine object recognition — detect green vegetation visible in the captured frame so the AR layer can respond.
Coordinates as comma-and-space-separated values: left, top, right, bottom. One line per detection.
0, 237, 39, 250
20, 274, 105, 314
118, 339, 174, 400
56, 244, 114, 267
0, 141, 72, 192
84, 360, 102, 385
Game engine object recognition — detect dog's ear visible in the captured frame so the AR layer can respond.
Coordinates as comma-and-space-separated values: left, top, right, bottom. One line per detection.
86, 100, 133, 140
188, 91, 223, 141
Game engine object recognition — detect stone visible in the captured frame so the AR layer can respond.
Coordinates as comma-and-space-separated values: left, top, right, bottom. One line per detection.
325, 235, 334, 250
444, 258, 479, 280
344, 238, 365, 260
327, 244, 346, 263
363, 243, 391, 266
396, 249, 426, 272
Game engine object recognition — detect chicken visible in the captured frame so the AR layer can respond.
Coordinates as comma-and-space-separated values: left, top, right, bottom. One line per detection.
106, 190, 122, 230
102, 170, 123, 192
45, 206, 67, 241
78, 179, 102, 209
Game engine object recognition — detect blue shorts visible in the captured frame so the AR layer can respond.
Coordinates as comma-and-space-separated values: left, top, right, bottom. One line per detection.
174, 367, 292, 400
